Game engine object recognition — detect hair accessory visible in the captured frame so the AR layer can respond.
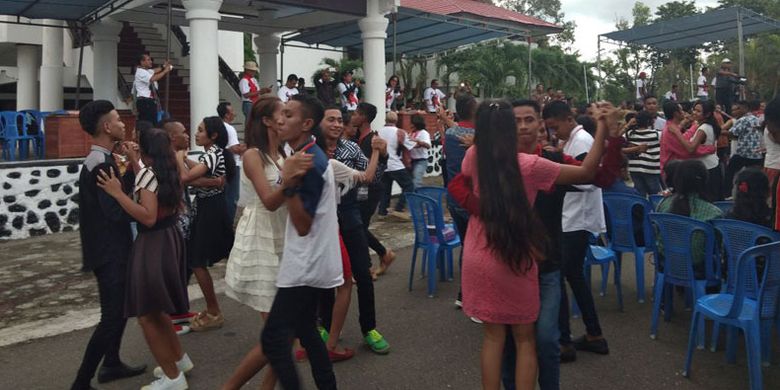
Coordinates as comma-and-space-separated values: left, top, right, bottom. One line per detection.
738, 181, 749, 193
489, 102, 500, 110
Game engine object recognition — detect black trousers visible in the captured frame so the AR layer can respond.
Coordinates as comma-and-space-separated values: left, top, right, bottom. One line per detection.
715, 89, 733, 116
559, 230, 603, 344
261, 286, 337, 390
71, 260, 128, 389
341, 224, 376, 334
358, 183, 386, 257
379, 169, 415, 212
136, 97, 158, 125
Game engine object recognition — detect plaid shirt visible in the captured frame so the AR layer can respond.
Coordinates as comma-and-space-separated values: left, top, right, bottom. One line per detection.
731, 113, 764, 159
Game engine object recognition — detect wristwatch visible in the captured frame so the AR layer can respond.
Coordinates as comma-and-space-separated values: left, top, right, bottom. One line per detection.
283, 186, 298, 198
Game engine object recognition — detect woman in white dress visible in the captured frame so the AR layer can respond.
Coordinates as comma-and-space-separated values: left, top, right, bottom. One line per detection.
221, 97, 312, 390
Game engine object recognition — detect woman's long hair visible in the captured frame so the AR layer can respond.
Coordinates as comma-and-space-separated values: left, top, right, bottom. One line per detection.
474, 100, 545, 273
138, 127, 183, 212
695, 100, 722, 138
203, 116, 236, 181
670, 160, 709, 217
245, 97, 285, 164
729, 167, 772, 227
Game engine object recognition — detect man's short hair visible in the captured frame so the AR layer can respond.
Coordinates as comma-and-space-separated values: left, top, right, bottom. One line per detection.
455, 95, 477, 121
511, 99, 541, 114
324, 105, 342, 113
286, 74, 298, 83
385, 111, 398, 124
541, 100, 572, 120
671, 84, 678, 89
356, 102, 377, 123
290, 94, 324, 128
663, 101, 681, 119
137, 52, 150, 65
217, 102, 231, 119
644, 95, 657, 102
747, 100, 761, 111
158, 118, 181, 135
636, 111, 654, 128
431, 79, 438, 85
79, 100, 115, 136
701, 66, 708, 73
410, 114, 426, 130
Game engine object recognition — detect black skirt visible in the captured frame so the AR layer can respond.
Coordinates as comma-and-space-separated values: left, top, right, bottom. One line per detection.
125, 216, 190, 317
189, 192, 235, 268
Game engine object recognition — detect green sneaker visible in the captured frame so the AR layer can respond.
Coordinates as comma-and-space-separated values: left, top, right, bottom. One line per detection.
364, 329, 390, 354
318, 326, 329, 343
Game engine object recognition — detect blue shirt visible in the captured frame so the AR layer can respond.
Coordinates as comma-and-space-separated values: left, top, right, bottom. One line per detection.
731, 113, 764, 160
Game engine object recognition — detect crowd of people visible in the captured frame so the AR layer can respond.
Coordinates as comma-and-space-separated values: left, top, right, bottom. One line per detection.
70, 50, 780, 390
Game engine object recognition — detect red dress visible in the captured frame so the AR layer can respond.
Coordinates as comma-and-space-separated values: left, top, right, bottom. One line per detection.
460, 147, 560, 324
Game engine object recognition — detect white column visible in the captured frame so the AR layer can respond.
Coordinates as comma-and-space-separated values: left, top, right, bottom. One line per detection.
90, 18, 122, 105
254, 33, 280, 95
183, 0, 222, 148
359, 0, 390, 130
40, 19, 64, 111
16, 44, 39, 110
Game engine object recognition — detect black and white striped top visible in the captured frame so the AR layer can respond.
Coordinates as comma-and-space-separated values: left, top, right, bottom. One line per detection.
133, 167, 159, 202
625, 127, 661, 175
193, 145, 226, 198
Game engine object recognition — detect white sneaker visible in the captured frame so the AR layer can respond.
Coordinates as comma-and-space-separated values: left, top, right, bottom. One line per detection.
141, 371, 188, 390
469, 316, 483, 324
153, 353, 194, 378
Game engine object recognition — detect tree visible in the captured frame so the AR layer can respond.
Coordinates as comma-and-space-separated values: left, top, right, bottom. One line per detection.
495, 0, 577, 48
243, 33, 256, 63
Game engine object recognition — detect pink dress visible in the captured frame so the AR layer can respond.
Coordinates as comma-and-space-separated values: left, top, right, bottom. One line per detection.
460, 147, 561, 324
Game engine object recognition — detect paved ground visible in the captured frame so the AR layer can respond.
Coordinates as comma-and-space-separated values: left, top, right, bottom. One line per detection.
2, 214, 780, 388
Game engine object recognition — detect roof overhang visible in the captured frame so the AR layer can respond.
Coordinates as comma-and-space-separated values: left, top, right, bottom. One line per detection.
0, 0, 134, 24
601, 6, 780, 50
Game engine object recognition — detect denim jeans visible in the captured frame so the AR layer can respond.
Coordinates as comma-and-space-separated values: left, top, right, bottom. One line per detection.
261, 286, 337, 390
379, 169, 415, 213
502, 271, 561, 390
411, 159, 427, 189
559, 230, 603, 344
242, 100, 252, 123
629, 172, 661, 197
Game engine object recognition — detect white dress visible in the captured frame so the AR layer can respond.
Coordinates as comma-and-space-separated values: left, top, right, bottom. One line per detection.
225, 152, 286, 312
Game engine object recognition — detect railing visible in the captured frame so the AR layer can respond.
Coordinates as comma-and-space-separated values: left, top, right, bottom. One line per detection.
170, 24, 240, 97
118, 69, 132, 102
170, 25, 190, 57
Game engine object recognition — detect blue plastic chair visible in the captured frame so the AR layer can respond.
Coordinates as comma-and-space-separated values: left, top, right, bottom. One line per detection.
683, 241, 780, 390
20, 110, 45, 159
603, 193, 655, 303
648, 213, 721, 347
415, 186, 447, 209
406, 193, 462, 297
649, 194, 665, 210
714, 201, 735, 215
571, 234, 622, 317
709, 219, 780, 358
0, 111, 33, 161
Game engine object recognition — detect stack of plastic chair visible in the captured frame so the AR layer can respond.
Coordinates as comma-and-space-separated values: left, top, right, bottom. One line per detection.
603, 193, 656, 303
683, 241, 780, 390
714, 201, 735, 215
709, 219, 780, 360
406, 193, 462, 297
649, 194, 665, 210
0, 111, 32, 161
648, 213, 721, 347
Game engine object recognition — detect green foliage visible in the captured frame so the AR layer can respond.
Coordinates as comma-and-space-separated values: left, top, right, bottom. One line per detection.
494, 0, 577, 48
243, 33, 256, 63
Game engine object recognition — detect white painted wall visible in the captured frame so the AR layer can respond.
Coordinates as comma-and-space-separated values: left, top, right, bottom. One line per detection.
0, 16, 42, 46
263, 40, 343, 84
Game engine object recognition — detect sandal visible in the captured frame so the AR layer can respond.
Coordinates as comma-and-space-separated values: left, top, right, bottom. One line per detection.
190, 311, 225, 332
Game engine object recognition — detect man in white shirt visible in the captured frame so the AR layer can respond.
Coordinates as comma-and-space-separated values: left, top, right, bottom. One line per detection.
238, 61, 271, 123
133, 52, 172, 125
337, 71, 359, 113
407, 114, 431, 189
217, 102, 246, 220
664, 84, 678, 102
697, 67, 710, 100
635, 72, 648, 102
278, 74, 300, 103
542, 100, 609, 358
423, 79, 447, 113
377, 111, 416, 219
644, 95, 666, 132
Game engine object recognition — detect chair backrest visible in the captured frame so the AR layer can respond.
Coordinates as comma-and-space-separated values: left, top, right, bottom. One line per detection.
603, 193, 654, 251
649, 213, 718, 285
415, 186, 447, 209
649, 194, 665, 210
0, 111, 24, 138
713, 201, 734, 215
728, 242, 780, 320
711, 219, 780, 293
406, 193, 447, 246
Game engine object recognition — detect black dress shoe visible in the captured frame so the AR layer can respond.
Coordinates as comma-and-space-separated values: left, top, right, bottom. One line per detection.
572, 335, 610, 355
97, 362, 147, 383
560, 344, 577, 363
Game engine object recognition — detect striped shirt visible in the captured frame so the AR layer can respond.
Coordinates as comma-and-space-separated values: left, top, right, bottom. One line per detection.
193, 145, 226, 198
626, 127, 661, 175
133, 167, 159, 202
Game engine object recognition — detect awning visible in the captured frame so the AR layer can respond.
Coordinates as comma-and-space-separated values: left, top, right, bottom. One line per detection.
601, 6, 780, 50
0, 0, 132, 23
286, 0, 562, 57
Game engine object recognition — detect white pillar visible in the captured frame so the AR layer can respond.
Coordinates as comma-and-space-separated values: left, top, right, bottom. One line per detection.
254, 33, 280, 95
40, 19, 64, 111
183, 0, 222, 148
16, 44, 39, 110
90, 18, 122, 105
359, 0, 390, 130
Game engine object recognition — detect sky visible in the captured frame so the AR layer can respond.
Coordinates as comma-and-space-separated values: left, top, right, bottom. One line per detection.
562, 0, 720, 61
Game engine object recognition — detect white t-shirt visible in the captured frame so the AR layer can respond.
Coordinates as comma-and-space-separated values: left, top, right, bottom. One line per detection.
561, 126, 606, 234
409, 129, 431, 160
238, 77, 259, 102
654, 117, 667, 132
337, 82, 359, 111
278, 86, 299, 103
694, 123, 719, 170
423, 87, 446, 112
385, 87, 401, 112
133, 68, 156, 99
330, 160, 361, 199
697, 75, 709, 97
664, 91, 677, 101
223, 121, 241, 166
764, 128, 780, 170
378, 125, 416, 172
635, 79, 645, 100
